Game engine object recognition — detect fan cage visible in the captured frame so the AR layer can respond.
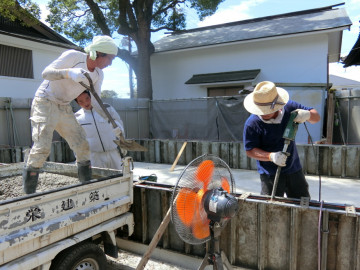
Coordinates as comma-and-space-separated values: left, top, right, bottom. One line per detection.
170, 154, 235, 245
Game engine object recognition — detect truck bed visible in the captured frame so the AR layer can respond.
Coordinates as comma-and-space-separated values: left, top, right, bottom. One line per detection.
1, 171, 79, 200
0, 159, 134, 268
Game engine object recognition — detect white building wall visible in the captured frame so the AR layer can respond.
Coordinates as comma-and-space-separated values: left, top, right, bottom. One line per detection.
151, 33, 330, 142
151, 33, 329, 100
0, 34, 69, 99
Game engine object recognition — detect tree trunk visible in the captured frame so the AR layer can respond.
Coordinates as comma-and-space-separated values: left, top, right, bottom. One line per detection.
135, 40, 153, 99
131, 12, 154, 100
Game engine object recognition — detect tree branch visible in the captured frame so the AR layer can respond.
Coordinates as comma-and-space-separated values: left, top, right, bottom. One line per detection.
152, 0, 184, 19
126, 1, 138, 29
83, 0, 111, 35
151, 26, 175, 32
117, 0, 136, 35
117, 48, 138, 75
144, 0, 154, 24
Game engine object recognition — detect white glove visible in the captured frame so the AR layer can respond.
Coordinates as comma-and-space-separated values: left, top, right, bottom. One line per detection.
269, 152, 288, 167
67, 68, 88, 83
112, 127, 122, 137
293, 109, 310, 123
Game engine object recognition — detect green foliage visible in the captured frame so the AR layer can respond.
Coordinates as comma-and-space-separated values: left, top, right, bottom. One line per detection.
46, 0, 117, 46
101, 90, 118, 98
45, 0, 224, 46
7, 0, 224, 98
152, 6, 186, 31
190, 0, 224, 20
0, 0, 41, 25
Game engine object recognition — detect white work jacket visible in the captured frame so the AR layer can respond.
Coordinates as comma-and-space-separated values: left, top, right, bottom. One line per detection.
36, 50, 103, 105
75, 105, 124, 153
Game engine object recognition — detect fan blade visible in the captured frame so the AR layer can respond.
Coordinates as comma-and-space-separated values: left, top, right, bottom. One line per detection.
192, 189, 210, 239
193, 208, 210, 239
195, 160, 214, 190
221, 176, 231, 193
176, 188, 197, 227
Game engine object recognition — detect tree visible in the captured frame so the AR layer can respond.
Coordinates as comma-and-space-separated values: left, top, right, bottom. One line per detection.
101, 90, 118, 98
0, 0, 40, 26
44, 0, 224, 99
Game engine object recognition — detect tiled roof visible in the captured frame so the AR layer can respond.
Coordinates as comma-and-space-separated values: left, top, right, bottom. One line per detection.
154, 4, 351, 53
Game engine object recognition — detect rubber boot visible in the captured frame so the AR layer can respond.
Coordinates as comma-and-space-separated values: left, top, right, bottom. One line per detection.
23, 166, 40, 194
77, 160, 92, 183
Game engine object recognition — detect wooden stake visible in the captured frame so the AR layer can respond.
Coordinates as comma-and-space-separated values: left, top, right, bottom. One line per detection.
135, 207, 171, 270
170, 141, 187, 172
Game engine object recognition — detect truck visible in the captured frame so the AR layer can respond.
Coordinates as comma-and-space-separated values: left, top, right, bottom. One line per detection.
0, 157, 134, 270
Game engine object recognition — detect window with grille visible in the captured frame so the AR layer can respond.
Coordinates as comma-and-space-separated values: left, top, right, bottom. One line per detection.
0, 44, 34, 79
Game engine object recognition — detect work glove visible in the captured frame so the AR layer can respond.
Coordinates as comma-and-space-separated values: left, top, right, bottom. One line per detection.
292, 109, 310, 123
67, 68, 88, 83
269, 151, 288, 167
112, 127, 122, 137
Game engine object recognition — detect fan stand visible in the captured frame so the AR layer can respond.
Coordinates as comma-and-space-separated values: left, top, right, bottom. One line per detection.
198, 221, 233, 270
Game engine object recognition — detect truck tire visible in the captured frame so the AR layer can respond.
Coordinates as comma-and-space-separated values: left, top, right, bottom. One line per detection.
50, 242, 107, 270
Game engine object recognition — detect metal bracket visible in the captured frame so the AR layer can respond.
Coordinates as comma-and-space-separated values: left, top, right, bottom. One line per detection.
239, 192, 251, 200
300, 197, 310, 208
345, 205, 356, 217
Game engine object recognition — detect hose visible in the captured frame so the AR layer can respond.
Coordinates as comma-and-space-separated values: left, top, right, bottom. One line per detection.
5, 99, 12, 146
318, 200, 324, 270
9, 98, 20, 146
4, 98, 20, 147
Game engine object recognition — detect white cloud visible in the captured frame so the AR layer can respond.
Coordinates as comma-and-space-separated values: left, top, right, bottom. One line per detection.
197, 0, 267, 27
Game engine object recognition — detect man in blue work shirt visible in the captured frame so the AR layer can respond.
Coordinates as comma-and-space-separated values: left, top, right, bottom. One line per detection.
243, 81, 320, 199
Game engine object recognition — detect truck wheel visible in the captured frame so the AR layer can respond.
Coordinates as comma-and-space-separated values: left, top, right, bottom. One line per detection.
50, 242, 107, 270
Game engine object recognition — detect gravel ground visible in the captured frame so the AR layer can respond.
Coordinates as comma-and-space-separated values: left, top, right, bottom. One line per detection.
106, 249, 189, 270
0, 172, 79, 200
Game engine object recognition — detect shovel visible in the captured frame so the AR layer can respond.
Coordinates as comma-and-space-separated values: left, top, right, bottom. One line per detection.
79, 73, 147, 152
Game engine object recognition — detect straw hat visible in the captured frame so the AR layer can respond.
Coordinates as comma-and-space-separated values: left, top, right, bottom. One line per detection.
243, 81, 289, 115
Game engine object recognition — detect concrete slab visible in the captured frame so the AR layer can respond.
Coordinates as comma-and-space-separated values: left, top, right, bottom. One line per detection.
133, 161, 360, 207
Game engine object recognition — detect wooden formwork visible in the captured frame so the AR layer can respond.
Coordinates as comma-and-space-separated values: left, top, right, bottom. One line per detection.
130, 182, 360, 270
129, 139, 360, 178
2, 140, 360, 178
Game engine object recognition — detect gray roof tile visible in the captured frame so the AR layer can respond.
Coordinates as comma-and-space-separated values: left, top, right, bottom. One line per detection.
154, 6, 351, 53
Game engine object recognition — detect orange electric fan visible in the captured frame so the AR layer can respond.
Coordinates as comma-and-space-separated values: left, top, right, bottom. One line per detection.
171, 154, 238, 269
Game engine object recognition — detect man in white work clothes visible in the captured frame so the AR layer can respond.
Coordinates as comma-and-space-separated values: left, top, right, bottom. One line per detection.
75, 90, 125, 170
23, 35, 119, 194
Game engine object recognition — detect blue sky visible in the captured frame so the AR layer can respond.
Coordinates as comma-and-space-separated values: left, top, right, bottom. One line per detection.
36, 0, 360, 98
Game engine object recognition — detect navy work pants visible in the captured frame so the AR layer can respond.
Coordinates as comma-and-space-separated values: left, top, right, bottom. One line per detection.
260, 169, 310, 199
